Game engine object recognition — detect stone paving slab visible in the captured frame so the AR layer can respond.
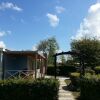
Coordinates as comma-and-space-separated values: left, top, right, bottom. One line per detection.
58, 77, 75, 100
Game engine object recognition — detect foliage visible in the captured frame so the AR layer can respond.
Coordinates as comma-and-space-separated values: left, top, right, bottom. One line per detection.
66, 60, 76, 66
47, 65, 55, 76
95, 66, 100, 70
94, 66, 100, 74
80, 74, 100, 100
59, 55, 66, 64
0, 78, 59, 100
59, 66, 76, 76
47, 65, 76, 76
70, 72, 80, 90
71, 38, 100, 68
37, 40, 48, 54
37, 37, 59, 65
70, 72, 80, 78
47, 37, 59, 65
66, 55, 75, 65
85, 68, 95, 75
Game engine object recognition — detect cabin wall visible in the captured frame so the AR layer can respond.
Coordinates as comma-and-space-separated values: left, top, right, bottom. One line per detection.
2, 52, 46, 79
0, 48, 3, 79
3, 54, 27, 70
27, 56, 35, 70
3, 54, 28, 79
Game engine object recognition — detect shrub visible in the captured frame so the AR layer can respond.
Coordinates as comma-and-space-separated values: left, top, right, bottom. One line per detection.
0, 78, 59, 100
58, 66, 76, 76
80, 74, 100, 100
70, 72, 80, 90
47, 66, 55, 76
85, 68, 95, 75
94, 66, 100, 74
47, 65, 76, 76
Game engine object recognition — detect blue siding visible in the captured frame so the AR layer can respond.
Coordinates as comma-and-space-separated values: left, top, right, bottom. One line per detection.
4, 54, 28, 70
3, 54, 28, 79
0, 49, 3, 79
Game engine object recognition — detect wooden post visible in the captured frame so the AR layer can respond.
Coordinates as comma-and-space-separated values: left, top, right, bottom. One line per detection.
38, 57, 41, 78
35, 53, 37, 79
44, 58, 46, 77
44, 53, 47, 74
54, 55, 57, 79
2, 53, 5, 80
40, 58, 43, 78
0, 48, 4, 80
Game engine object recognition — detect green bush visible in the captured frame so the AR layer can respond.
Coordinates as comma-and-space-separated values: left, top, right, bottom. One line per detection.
85, 68, 95, 75
47, 65, 76, 76
0, 78, 59, 100
70, 72, 80, 89
70, 72, 80, 78
80, 74, 100, 100
59, 66, 76, 76
47, 66, 55, 76
94, 66, 100, 74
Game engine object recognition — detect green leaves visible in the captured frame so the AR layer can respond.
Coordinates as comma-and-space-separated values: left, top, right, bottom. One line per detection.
71, 38, 100, 68
37, 37, 59, 65
0, 78, 59, 100
80, 74, 100, 100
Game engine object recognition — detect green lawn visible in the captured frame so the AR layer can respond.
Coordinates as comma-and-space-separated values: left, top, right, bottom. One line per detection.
65, 79, 80, 100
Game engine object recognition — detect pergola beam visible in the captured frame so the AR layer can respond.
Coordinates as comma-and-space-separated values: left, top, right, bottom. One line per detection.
53, 51, 81, 79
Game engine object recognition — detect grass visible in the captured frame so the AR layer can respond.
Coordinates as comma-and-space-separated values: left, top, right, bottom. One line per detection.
72, 91, 80, 100
65, 79, 80, 100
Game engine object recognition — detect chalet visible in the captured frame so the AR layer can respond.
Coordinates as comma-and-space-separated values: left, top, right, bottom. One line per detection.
0, 48, 47, 79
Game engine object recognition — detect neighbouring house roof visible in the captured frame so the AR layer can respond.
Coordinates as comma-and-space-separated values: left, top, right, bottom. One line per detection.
3, 50, 46, 59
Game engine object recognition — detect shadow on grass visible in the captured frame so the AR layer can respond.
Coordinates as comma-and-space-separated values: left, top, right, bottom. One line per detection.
64, 79, 80, 100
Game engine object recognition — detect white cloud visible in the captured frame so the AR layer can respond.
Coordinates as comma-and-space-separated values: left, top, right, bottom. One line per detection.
0, 31, 6, 37
89, 3, 100, 13
0, 41, 6, 48
0, 30, 11, 37
72, 2, 100, 40
32, 45, 37, 51
55, 6, 65, 14
46, 13, 59, 27
0, 2, 22, 12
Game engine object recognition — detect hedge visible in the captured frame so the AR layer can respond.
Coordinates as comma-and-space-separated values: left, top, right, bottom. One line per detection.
94, 66, 100, 74
0, 78, 59, 100
47, 65, 76, 76
47, 66, 55, 76
85, 68, 95, 75
70, 72, 80, 90
80, 74, 100, 100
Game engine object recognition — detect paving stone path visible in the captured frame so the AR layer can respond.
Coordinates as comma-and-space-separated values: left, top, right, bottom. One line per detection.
58, 77, 75, 100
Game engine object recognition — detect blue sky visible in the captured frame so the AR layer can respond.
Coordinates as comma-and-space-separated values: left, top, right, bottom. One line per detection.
0, 0, 99, 51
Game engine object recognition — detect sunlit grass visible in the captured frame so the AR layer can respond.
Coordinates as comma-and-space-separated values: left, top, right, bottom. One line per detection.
65, 79, 80, 100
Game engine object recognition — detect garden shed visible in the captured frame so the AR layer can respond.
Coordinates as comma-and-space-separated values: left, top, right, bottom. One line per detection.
0, 49, 47, 79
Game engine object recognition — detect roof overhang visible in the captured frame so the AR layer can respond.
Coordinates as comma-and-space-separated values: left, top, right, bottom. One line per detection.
3, 50, 46, 59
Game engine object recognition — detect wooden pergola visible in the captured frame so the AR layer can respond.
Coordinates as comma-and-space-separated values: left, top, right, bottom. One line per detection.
53, 51, 84, 78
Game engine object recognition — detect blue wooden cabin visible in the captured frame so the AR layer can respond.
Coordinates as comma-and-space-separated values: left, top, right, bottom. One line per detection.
0, 49, 46, 79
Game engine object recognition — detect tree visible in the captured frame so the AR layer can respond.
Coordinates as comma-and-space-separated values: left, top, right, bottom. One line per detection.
60, 55, 66, 65
66, 55, 75, 66
37, 37, 59, 65
71, 38, 100, 68
37, 40, 48, 54
47, 37, 59, 65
